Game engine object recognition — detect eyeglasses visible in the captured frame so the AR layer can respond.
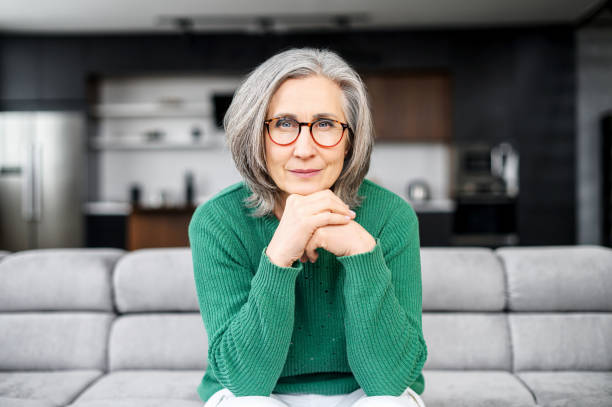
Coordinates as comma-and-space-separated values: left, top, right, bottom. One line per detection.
264, 117, 351, 148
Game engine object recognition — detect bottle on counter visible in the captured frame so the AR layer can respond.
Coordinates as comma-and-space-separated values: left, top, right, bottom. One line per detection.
129, 184, 142, 208
185, 171, 195, 207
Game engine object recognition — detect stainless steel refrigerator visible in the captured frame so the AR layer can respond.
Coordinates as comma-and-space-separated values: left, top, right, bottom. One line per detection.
0, 111, 85, 251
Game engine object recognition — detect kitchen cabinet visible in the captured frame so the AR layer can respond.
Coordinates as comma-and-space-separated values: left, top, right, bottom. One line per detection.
410, 200, 455, 247
127, 206, 196, 250
362, 72, 451, 142
0, 37, 85, 108
40, 38, 85, 101
0, 38, 40, 102
416, 211, 453, 246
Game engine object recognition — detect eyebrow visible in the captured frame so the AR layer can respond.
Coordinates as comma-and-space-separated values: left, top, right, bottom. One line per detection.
273, 112, 339, 120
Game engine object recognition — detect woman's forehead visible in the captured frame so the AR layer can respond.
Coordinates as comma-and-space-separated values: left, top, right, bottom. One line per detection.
267, 76, 345, 119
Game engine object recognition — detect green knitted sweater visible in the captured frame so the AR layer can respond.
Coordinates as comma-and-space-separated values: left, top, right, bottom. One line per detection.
188, 179, 427, 403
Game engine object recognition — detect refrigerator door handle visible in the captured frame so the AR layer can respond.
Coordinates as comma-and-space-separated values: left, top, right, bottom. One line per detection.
33, 141, 42, 221
21, 140, 42, 222
21, 142, 33, 221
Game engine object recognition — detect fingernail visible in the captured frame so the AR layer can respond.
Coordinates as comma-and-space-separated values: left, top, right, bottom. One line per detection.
349, 210, 356, 216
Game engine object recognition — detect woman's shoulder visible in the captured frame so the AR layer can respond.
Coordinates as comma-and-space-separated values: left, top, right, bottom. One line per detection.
357, 179, 419, 240
189, 181, 250, 229
358, 178, 416, 217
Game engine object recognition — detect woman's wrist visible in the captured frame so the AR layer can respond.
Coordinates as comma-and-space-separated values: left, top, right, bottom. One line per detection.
346, 235, 377, 256
265, 246, 293, 268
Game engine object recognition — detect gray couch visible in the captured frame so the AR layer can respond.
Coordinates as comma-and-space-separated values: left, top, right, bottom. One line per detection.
0, 245, 611, 407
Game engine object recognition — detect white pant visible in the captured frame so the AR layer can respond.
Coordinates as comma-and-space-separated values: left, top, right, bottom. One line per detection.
204, 386, 426, 407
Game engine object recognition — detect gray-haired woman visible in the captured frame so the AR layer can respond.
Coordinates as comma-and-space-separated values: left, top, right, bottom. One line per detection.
189, 47, 428, 407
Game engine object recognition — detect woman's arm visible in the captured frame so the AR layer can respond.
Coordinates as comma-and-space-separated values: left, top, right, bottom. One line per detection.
189, 202, 303, 396
337, 200, 428, 396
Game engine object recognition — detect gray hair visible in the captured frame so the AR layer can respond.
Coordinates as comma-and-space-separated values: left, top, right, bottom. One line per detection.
223, 47, 374, 217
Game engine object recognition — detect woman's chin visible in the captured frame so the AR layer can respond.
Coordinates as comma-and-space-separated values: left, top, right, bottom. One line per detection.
286, 184, 325, 196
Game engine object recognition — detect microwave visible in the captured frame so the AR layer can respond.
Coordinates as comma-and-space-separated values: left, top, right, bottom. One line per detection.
452, 143, 516, 198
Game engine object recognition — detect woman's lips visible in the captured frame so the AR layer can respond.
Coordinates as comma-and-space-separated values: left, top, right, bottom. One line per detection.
289, 169, 321, 178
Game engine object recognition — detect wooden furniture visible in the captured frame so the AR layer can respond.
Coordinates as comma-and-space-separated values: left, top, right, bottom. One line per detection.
127, 205, 196, 250
362, 72, 452, 142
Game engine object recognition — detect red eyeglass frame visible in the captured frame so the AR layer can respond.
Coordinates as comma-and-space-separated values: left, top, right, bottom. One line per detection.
264, 117, 352, 148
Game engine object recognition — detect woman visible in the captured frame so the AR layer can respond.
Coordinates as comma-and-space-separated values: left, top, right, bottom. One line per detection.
189, 47, 428, 407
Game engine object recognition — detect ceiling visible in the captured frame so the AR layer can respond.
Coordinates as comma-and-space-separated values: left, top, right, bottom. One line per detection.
0, 0, 607, 34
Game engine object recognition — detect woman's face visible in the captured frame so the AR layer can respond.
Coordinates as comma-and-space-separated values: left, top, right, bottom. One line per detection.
264, 75, 349, 205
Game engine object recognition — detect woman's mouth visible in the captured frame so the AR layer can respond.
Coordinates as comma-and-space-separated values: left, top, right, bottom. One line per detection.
289, 169, 321, 178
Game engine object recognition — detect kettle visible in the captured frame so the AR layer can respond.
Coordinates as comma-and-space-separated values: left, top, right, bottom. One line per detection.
406, 179, 431, 202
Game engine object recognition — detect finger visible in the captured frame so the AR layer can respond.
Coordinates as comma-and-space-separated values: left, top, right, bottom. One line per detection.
305, 237, 319, 263
310, 211, 353, 229
304, 196, 354, 219
307, 189, 350, 210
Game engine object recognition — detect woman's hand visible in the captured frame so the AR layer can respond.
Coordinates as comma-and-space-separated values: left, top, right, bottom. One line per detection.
302, 220, 376, 263
265, 189, 356, 268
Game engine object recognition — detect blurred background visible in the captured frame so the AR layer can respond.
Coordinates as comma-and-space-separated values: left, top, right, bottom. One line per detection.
0, 0, 611, 251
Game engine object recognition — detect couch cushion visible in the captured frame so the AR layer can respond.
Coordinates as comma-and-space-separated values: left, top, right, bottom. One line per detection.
420, 370, 536, 407
517, 371, 612, 407
422, 313, 511, 370
0, 250, 10, 262
0, 313, 114, 370
0, 398, 55, 407
510, 314, 612, 371
0, 248, 123, 312
0, 370, 102, 406
113, 248, 198, 313
496, 245, 612, 311
68, 399, 203, 407
108, 314, 207, 371
421, 248, 506, 311
71, 370, 202, 404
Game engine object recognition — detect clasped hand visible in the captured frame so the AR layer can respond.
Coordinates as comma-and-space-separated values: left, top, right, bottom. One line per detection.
265, 189, 376, 268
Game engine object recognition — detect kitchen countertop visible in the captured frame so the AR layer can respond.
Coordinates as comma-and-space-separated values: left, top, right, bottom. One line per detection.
85, 196, 456, 216
405, 198, 455, 213
83, 201, 132, 216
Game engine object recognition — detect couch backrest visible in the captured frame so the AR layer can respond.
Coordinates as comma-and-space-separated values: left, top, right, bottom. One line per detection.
421, 247, 511, 370
109, 248, 208, 371
496, 245, 612, 372
0, 248, 123, 371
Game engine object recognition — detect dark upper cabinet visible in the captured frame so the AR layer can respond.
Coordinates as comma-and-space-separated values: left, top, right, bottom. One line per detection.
0, 37, 85, 105
0, 37, 40, 101
40, 38, 85, 100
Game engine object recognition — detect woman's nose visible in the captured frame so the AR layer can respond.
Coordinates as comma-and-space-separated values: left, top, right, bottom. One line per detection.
292, 125, 316, 157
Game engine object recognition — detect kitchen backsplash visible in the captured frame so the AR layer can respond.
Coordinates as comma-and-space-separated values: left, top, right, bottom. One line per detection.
98, 141, 451, 206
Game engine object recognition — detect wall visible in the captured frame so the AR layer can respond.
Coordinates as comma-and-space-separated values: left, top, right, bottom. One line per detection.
577, 27, 612, 245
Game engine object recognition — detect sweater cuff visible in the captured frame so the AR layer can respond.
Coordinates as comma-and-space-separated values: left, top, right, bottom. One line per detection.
250, 246, 303, 297
336, 238, 390, 288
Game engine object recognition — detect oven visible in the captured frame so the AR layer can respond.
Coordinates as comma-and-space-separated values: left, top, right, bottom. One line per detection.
451, 142, 520, 247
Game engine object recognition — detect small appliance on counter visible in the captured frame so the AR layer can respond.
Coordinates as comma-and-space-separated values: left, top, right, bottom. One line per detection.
406, 179, 431, 203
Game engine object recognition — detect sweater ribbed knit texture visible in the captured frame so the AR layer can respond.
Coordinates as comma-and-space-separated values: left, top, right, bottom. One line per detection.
188, 179, 427, 403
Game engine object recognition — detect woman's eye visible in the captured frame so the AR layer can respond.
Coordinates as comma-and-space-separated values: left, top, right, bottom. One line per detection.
276, 119, 295, 128
316, 120, 335, 129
